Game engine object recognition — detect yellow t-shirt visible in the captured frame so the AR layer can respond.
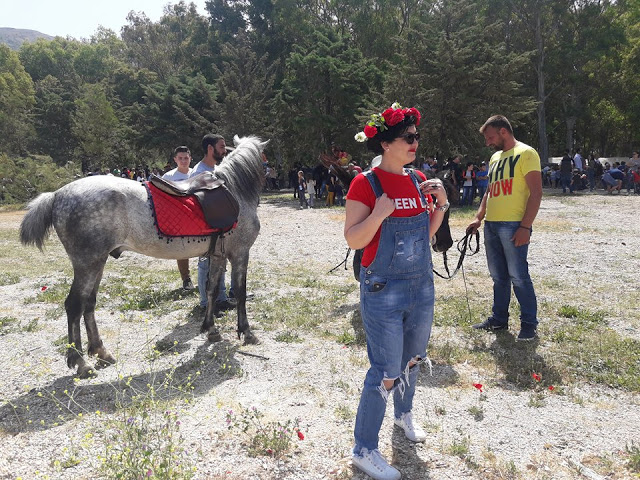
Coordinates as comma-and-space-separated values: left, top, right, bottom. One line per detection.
485, 142, 541, 222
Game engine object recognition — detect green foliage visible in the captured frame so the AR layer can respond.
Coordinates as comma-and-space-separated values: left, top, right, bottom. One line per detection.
274, 331, 303, 343
0, 272, 20, 286
0, 44, 35, 154
101, 396, 196, 479
3, 0, 640, 168
0, 316, 19, 335
396, 0, 536, 159
626, 441, 640, 473
226, 406, 305, 458
72, 82, 120, 172
0, 154, 79, 204
276, 27, 383, 166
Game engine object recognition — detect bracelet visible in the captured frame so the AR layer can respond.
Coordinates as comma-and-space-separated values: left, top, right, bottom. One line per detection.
518, 225, 532, 232
434, 200, 450, 212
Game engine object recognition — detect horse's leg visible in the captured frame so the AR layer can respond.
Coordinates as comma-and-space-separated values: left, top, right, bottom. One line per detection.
230, 253, 259, 345
201, 254, 225, 343
65, 261, 106, 378
83, 265, 116, 369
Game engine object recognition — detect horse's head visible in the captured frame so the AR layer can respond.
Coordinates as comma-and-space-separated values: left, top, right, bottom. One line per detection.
217, 136, 268, 204
425, 170, 455, 253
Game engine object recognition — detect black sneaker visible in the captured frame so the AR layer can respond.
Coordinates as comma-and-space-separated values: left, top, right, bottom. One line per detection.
472, 318, 509, 331
182, 278, 195, 291
516, 326, 538, 342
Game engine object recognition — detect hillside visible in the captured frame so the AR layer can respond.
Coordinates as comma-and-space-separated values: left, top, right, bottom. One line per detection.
0, 27, 53, 49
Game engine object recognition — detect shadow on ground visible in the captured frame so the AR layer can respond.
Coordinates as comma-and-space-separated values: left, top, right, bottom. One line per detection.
0, 314, 245, 435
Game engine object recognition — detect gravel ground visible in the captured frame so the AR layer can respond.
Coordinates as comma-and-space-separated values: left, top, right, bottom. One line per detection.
0, 189, 639, 480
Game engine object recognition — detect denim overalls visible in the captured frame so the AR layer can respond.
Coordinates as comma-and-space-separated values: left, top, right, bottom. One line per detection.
353, 170, 435, 454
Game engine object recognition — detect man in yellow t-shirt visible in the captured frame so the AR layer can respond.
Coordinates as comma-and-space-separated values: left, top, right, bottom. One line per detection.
467, 115, 542, 341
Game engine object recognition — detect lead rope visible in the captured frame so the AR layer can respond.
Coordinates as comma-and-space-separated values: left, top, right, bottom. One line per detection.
329, 247, 351, 273
461, 263, 474, 323
432, 231, 480, 280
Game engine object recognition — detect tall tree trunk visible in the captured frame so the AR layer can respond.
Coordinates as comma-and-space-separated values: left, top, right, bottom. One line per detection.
565, 116, 576, 151
535, 7, 549, 163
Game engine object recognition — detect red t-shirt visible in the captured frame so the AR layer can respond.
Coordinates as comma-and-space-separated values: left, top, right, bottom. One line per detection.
346, 167, 431, 267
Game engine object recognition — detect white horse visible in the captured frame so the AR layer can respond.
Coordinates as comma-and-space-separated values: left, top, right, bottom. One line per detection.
20, 135, 266, 378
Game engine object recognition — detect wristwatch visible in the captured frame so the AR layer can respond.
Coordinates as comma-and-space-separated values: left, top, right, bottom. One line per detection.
434, 200, 450, 212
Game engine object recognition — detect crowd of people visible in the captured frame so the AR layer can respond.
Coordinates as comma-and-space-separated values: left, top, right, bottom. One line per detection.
544, 150, 640, 195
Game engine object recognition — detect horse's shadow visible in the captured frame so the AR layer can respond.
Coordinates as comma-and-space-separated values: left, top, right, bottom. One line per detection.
0, 319, 243, 435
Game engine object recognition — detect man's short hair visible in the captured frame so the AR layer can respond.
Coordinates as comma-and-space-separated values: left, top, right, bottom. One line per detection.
173, 145, 190, 157
202, 134, 225, 152
480, 115, 513, 135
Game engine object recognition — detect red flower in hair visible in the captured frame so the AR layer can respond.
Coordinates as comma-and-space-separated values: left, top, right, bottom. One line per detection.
363, 125, 378, 138
404, 107, 421, 126
382, 108, 405, 127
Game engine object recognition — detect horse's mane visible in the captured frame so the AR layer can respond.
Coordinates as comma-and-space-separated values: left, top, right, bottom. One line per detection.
215, 135, 267, 205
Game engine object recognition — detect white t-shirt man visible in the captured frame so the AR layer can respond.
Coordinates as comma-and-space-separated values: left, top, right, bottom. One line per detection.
573, 152, 583, 171
162, 167, 191, 182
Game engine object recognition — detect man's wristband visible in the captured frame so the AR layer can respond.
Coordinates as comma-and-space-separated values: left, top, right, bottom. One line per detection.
518, 225, 532, 233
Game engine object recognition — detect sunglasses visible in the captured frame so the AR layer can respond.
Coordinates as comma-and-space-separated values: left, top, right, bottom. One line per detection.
400, 133, 420, 144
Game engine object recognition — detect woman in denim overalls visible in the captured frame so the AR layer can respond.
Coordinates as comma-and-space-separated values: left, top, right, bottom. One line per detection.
346, 104, 449, 480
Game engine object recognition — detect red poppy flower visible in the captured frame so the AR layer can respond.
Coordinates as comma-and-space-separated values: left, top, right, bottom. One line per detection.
297, 430, 305, 440
532, 373, 541, 382
363, 125, 378, 138
472, 383, 483, 393
40, 286, 48, 292
548, 385, 555, 391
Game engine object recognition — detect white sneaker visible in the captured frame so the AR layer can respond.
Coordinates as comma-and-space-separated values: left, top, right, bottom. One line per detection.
352, 448, 401, 480
394, 412, 427, 443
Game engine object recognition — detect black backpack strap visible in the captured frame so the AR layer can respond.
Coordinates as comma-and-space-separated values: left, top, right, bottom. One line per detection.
405, 168, 428, 209
363, 170, 384, 198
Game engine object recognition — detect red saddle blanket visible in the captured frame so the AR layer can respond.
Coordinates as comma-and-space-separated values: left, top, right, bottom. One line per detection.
146, 182, 217, 237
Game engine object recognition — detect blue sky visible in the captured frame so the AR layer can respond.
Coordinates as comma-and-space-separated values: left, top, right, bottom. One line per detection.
1, 0, 207, 39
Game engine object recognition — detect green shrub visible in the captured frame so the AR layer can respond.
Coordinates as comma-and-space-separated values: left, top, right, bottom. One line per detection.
0, 154, 79, 204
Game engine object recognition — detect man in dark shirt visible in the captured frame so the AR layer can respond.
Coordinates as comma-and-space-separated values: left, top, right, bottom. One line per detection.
560, 149, 574, 194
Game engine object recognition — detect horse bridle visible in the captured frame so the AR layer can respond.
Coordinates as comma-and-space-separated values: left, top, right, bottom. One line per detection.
329, 230, 480, 279
432, 230, 480, 280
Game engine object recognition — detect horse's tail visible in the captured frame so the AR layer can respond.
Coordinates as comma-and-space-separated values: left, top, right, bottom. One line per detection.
20, 192, 56, 251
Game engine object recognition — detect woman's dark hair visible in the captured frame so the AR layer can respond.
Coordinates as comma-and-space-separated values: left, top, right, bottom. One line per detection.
366, 114, 419, 155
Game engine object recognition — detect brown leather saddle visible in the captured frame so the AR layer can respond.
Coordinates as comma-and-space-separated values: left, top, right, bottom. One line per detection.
149, 171, 239, 231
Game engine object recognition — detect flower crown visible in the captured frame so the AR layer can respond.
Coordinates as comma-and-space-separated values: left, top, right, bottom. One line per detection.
354, 102, 421, 142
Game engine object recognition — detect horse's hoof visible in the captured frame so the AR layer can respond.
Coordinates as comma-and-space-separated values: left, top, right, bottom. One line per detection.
77, 365, 96, 379
207, 330, 222, 343
243, 331, 260, 345
95, 355, 116, 370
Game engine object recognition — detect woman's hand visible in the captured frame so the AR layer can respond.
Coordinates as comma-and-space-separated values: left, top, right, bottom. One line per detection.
420, 179, 447, 206
371, 193, 395, 220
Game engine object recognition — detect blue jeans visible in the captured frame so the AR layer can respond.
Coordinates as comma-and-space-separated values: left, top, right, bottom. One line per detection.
353, 212, 434, 454
560, 172, 573, 193
587, 171, 595, 191
197, 257, 233, 307
462, 186, 474, 205
484, 221, 538, 328
477, 185, 487, 202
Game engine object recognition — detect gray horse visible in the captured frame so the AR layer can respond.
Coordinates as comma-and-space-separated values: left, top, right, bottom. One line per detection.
20, 135, 266, 378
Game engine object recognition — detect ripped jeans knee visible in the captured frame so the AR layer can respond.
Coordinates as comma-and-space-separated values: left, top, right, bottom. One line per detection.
376, 356, 432, 404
